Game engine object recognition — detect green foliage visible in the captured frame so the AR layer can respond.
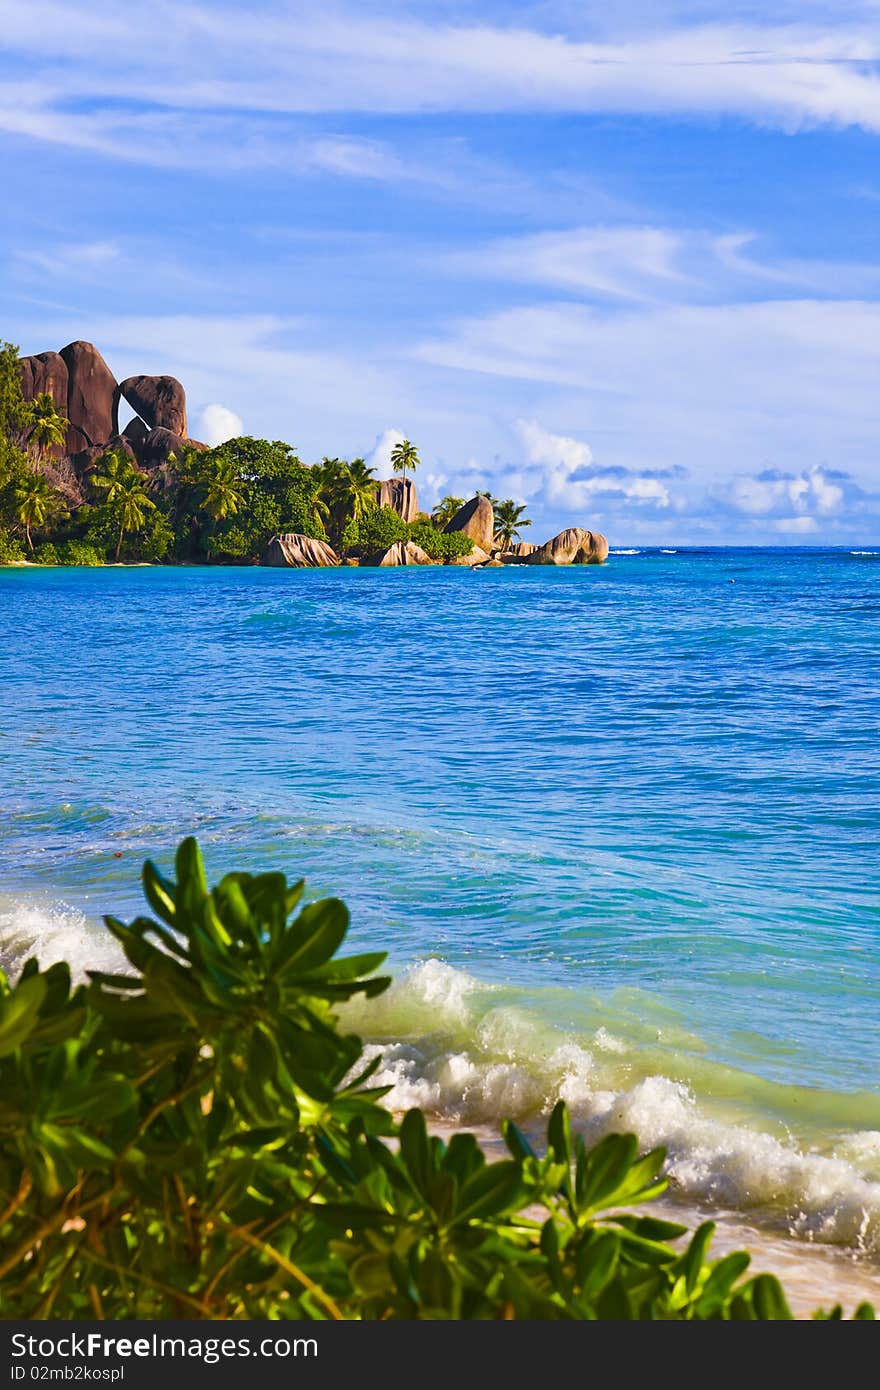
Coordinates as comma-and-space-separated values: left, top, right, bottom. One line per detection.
344, 505, 408, 556
408, 521, 474, 561
0, 839, 872, 1321
493, 498, 532, 550
54, 540, 104, 567
0, 529, 24, 564
390, 438, 419, 478
197, 439, 326, 561
31, 542, 60, 565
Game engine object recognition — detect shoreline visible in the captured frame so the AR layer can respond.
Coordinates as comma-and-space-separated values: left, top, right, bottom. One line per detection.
432, 1119, 880, 1318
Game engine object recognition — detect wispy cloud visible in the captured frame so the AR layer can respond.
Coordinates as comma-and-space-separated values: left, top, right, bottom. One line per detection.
4, 4, 880, 163
449, 225, 880, 302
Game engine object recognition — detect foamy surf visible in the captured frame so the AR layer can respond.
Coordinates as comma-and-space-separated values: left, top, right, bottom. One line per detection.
344, 960, 880, 1258
0, 896, 123, 980
610, 548, 640, 555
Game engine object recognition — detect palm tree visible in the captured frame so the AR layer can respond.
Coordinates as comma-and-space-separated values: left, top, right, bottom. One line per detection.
91, 450, 156, 561
493, 499, 532, 552
431, 495, 465, 528
26, 393, 68, 458
201, 460, 245, 523
390, 439, 419, 480
335, 458, 378, 526
14, 471, 58, 551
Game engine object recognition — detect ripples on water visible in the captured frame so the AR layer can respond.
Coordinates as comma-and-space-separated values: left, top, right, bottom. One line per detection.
1, 549, 878, 1256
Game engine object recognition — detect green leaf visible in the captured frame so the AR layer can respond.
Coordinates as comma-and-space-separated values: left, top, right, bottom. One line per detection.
748, 1273, 793, 1320
455, 1161, 525, 1223
174, 837, 210, 918
142, 860, 178, 926
695, 1251, 751, 1314
274, 898, 349, 977
677, 1221, 715, 1295
399, 1108, 434, 1196
547, 1100, 572, 1171
0, 974, 47, 1055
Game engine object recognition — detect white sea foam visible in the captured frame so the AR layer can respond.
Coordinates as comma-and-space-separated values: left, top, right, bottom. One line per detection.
850, 551, 878, 556
610, 548, 640, 555
660, 549, 678, 554
0, 898, 123, 980
346, 959, 880, 1254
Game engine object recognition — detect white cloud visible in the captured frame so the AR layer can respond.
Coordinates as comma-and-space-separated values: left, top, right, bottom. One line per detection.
451, 227, 688, 301
365, 427, 406, 476
5, 6, 880, 153
417, 299, 880, 495
197, 403, 244, 447
16, 240, 121, 275
775, 514, 820, 533
724, 463, 845, 516
515, 418, 671, 510
450, 225, 880, 303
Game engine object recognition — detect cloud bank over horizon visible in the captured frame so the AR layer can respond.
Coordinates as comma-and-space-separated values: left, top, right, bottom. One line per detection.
2, 0, 880, 541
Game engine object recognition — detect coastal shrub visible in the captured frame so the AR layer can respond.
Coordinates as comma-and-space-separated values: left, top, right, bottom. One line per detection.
408, 521, 474, 561
0, 529, 23, 564
0, 838, 874, 1321
344, 504, 407, 556
203, 439, 327, 561
31, 542, 60, 565
55, 540, 104, 567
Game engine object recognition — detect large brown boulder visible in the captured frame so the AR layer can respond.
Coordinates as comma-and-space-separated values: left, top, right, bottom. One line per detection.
119, 375, 187, 436
263, 534, 339, 568
444, 495, 495, 553
136, 427, 206, 469
122, 417, 149, 450
17, 351, 69, 459
377, 477, 419, 523
524, 527, 609, 565
68, 437, 139, 481
59, 341, 118, 454
510, 540, 538, 556
374, 540, 434, 566
18, 351, 69, 412
447, 545, 490, 566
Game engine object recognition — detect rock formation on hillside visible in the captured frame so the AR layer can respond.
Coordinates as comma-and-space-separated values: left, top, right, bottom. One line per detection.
119, 375, 187, 436
377, 477, 419, 522
443, 495, 495, 553
18, 340, 206, 476
524, 527, 609, 565
264, 534, 339, 567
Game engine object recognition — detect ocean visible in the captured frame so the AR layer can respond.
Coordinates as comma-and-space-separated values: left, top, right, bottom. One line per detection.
1, 550, 878, 1302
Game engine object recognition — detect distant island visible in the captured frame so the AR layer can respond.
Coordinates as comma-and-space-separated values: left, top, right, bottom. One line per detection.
0, 340, 608, 569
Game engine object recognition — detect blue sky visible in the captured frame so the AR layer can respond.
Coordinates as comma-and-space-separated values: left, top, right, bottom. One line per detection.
3, 1, 880, 542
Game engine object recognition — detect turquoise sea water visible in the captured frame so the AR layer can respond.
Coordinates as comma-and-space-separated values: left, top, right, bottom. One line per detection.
1, 550, 879, 1254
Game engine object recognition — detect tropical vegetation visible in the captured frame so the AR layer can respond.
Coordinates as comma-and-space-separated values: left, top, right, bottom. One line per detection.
0, 344, 479, 567
0, 836, 872, 1320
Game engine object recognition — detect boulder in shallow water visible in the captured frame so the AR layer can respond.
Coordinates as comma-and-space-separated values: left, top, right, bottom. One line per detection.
264, 534, 339, 567
447, 545, 489, 566
524, 527, 608, 565
377, 477, 419, 522
444, 495, 495, 553
119, 374, 187, 435
374, 540, 435, 566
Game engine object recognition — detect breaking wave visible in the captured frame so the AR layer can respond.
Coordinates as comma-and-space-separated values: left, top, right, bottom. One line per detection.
345, 960, 880, 1255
